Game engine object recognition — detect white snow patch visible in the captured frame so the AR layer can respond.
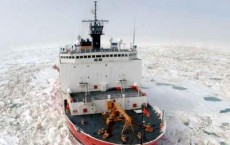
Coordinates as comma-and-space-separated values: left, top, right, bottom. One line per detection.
0, 134, 19, 145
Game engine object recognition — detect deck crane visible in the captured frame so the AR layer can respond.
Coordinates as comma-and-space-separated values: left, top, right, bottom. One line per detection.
105, 100, 134, 135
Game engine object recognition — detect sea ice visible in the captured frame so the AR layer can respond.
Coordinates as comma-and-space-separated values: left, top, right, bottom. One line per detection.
0, 44, 229, 145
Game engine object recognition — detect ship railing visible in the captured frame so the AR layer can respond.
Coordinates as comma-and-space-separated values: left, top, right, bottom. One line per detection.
60, 47, 137, 54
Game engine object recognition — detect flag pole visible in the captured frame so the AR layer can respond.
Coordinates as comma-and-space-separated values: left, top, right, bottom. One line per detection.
141, 104, 143, 144
141, 104, 147, 144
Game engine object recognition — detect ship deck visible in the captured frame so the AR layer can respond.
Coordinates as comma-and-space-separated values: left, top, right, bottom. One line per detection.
70, 88, 140, 102
66, 104, 163, 144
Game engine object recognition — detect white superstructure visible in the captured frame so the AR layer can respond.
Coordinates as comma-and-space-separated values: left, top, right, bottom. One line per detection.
60, 49, 141, 93
60, 47, 147, 116
59, 1, 147, 116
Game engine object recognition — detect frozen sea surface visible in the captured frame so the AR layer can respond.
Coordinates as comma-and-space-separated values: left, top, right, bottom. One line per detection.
0, 44, 230, 145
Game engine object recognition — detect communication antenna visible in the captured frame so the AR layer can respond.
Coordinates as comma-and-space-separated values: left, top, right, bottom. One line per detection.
77, 35, 81, 41
117, 38, 123, 49
109, 37, 113, 43
117, 38, 123, 44
132, 18, 136, 46
94, 1, 97, 20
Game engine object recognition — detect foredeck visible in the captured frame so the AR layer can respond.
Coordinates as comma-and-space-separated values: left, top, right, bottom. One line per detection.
70, 88, 140, 102
67, 104, 163, 144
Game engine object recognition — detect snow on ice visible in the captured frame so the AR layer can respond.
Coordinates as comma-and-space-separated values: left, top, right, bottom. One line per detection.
0, 44, 230, 145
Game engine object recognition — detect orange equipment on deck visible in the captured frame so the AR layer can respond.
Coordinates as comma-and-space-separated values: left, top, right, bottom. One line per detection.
105, 100, 134, 134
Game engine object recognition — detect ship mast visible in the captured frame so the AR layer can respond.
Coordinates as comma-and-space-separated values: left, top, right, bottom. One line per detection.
82, 1, 108, 50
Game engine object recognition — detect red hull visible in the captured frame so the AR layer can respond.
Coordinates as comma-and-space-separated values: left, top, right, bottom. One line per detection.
66, 116, 163, 145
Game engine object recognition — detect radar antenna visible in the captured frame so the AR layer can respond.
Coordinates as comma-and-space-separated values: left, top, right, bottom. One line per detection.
82, 1, 108, 50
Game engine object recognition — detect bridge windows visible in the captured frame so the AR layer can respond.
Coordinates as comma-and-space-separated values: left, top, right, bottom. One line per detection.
61, 53, 129, 60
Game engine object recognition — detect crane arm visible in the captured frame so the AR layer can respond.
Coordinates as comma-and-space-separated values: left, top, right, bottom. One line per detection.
106, 100, 134, 135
